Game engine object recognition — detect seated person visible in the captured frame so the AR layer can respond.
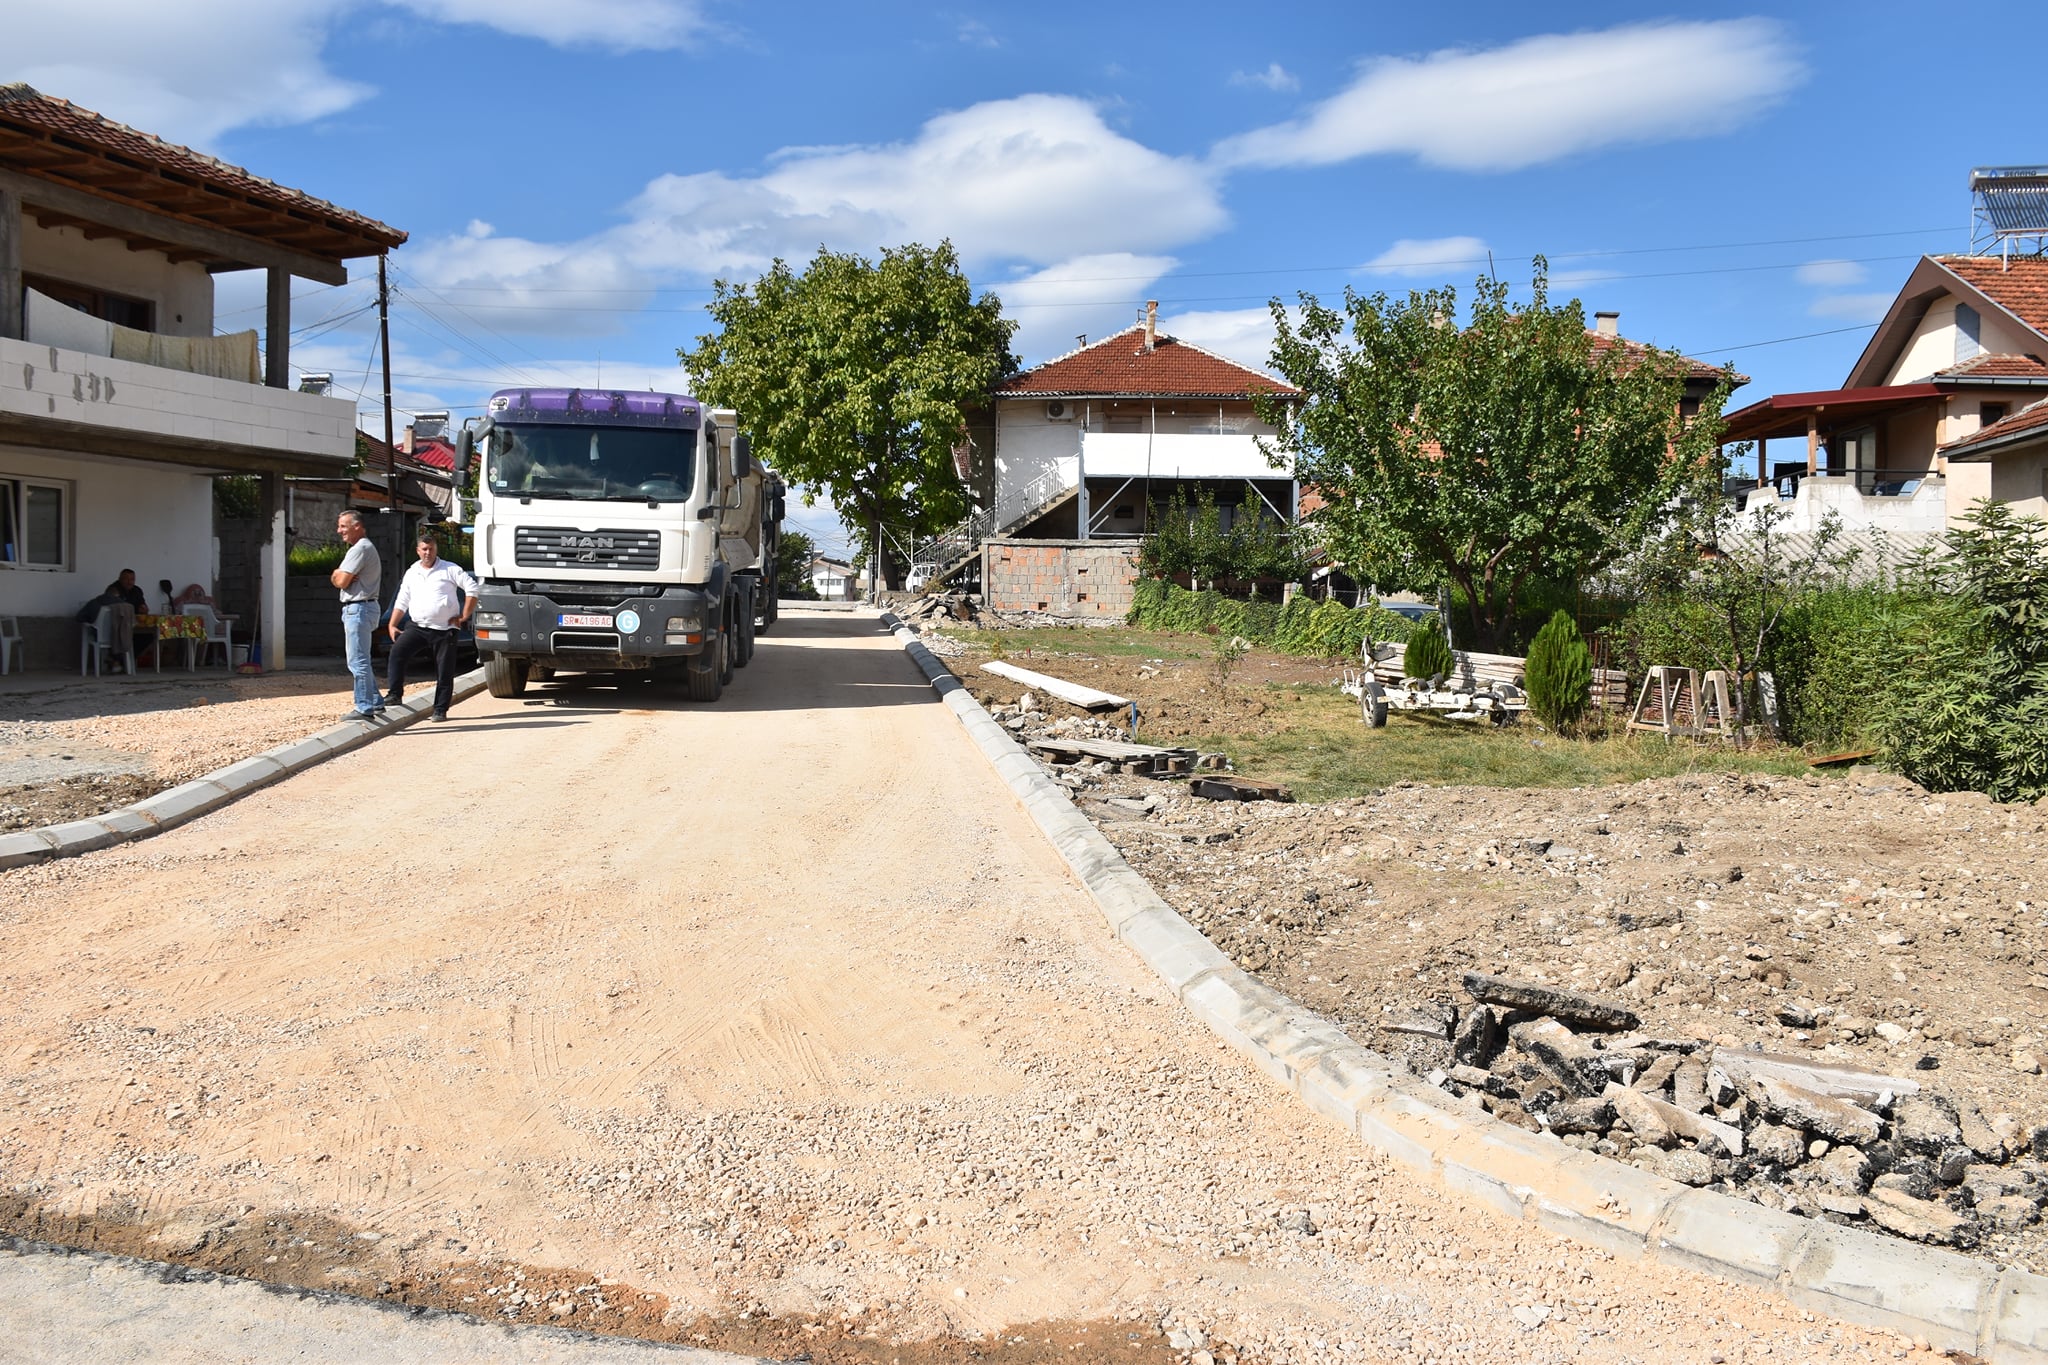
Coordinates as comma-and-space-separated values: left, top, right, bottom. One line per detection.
75, 568, 151, 670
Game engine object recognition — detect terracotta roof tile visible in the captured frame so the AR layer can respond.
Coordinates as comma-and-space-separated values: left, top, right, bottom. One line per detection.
1942, 395, 2048, 456
1931, 351, 2048, 380
998, 325, 1297, 399
1934, 255, 2048, 337
1588, 331, 1741, 384
0, 83, 404, 256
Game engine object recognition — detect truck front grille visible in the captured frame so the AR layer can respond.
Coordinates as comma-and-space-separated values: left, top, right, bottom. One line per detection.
514, 527, 661, 571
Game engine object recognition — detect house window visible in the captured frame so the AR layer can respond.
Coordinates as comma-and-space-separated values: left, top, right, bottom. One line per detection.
24, 273, 155, 332
1980, 402, 2008, 428
0, 476, 72, 569
1955, 303, 1982, 364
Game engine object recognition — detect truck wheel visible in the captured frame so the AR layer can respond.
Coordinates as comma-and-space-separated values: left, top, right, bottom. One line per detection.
735, 601, 756, 668
718, 616, 736, 685
759, 592, 778, 634
485, 654, 528, 698
686, 633, 725, 702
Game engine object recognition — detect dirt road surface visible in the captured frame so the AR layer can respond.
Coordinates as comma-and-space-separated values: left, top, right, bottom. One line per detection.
0, 612, 1915, 1362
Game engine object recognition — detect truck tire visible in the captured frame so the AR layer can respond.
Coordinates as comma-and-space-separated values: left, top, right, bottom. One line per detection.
759, 592, 777, 634
735, 600, 756, 668
485, 654, 528, 698
686, 632, 725, 702
718, 613, 736, 685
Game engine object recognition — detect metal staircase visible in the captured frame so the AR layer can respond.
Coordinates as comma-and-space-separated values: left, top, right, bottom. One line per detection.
911, 466, 1078, 589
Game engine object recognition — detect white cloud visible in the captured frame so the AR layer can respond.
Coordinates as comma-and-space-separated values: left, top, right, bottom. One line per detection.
955, 18, 1000, 48
1796, 258, 1868, 288
3, 0, 710, 148
1361, 236, 1491, 278
1808, 292, 1894, 321
1230, 63, 1300, 93
1212, 19, 1803, 172
997, 253, 1178, 363
396, 96, 1222, 343
1158, 306, 1290, 375
390, 0, 710, 49
7, 0, 368, 146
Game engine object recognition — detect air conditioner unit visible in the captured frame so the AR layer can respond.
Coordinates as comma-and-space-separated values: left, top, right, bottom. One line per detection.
1045, 400, 1074, 421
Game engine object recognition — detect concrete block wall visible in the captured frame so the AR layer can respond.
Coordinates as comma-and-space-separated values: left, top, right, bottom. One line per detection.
981, 538, 1141, 618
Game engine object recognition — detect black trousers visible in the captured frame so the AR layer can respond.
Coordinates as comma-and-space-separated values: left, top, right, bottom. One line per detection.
385, 623, 459, 714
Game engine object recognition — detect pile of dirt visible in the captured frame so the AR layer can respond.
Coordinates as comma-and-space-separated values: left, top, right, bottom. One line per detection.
939, 628, 2048, 1272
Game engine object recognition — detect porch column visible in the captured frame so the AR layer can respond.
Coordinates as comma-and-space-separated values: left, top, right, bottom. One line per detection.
1756, 438, 1766, 488
1076, 430, 1089, 541
0, 185, 21, 341
264, 267, 290, 389
1806, 416, 1819, 476
258, 473, 289, 671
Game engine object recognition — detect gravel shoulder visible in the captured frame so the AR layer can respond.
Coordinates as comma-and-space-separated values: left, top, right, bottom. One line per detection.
943, 629, 2048, 1277
0, 614, 1917, 1363
0, 664, 363, 832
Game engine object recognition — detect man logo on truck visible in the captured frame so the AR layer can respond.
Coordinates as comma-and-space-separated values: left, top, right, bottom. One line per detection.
560, 535, 616, 550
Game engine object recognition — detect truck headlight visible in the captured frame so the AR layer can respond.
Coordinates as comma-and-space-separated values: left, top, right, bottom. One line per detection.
665, 612, 703, 634
474, 611, 508, 629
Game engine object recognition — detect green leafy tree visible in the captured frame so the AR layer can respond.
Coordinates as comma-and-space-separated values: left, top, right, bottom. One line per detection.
1524, 609, 1593, 731
681, 242, 1016, 592
775, 528, 819, 599
1258, 259, 1735, 652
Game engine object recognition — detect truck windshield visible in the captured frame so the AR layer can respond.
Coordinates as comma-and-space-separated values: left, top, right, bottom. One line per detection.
486, 423, 697, 502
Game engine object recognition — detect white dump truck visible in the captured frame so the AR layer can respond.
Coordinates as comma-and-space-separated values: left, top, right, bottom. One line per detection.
459, 387, 783, 702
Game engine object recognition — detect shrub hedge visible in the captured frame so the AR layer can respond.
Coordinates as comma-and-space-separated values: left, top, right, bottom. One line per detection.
1128, 578, 1416, 659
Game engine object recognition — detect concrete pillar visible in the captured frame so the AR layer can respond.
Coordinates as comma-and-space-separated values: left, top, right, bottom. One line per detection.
0, 186, 21, 342
265, 267, 290, 389
1806, 416, 1820, 476
259, 473, 289, 670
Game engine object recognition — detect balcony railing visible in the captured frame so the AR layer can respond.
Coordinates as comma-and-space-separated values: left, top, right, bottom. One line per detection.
25, 288, 259, 384
1759, 468, 1940, 501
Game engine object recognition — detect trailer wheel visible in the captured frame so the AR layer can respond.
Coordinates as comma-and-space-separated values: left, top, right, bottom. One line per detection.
1361, 679, 1388, 728
686, 632, 725, 702
484, 654, 528, 699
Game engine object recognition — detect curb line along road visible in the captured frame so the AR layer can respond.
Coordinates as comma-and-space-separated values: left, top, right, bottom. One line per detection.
879, 612, 2048, 1364
0, 669, 489, 870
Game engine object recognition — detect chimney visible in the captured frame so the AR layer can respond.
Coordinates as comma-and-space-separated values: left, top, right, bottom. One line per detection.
1594, 311, 1620, 337
1144, 300, 1157, 353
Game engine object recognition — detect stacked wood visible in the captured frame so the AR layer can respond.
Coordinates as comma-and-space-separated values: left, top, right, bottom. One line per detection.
1026, 736, 1201, 777
1365, 641, 1626, 710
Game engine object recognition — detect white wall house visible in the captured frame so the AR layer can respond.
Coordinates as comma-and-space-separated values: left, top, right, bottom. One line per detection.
810, 556, 855, 600
914, 305, 1300, 589
1720, 254, 2048, 533
0, 83, 405, 669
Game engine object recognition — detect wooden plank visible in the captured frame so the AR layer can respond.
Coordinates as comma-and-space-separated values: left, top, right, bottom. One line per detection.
1189, 775, 1293, 803
980, 660, 1130, 711
0, 167, 350, 285
1026, 737, 1192, 762
1809, 748, 1880, 768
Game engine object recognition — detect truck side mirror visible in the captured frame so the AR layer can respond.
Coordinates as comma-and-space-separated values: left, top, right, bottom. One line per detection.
456, 428, 476, 481
732, 433, 750, 482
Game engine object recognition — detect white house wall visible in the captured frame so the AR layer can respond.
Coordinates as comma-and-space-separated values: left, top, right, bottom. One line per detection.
1886, 297, 2039, 384
0, 443, 213, 616
1080, 431, 1290, 480
21, 218, 215, 337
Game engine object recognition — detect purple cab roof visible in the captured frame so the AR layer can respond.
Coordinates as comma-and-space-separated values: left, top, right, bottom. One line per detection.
486, 387, 702, 427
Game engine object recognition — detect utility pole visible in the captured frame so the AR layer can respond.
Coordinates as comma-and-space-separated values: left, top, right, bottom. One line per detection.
378, 253, 396, 513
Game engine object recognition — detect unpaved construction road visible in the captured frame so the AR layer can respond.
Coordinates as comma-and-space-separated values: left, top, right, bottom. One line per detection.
0, 612, 1915, 1363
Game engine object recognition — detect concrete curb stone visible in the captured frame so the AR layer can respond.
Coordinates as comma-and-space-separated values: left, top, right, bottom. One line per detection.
881, 612, 2048, 1362
2, 668, 485, 868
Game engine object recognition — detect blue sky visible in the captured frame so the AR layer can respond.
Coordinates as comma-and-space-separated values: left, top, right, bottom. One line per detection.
12, 2, 2048, 554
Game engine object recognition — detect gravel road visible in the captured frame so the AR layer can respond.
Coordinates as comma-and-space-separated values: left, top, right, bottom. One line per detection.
0, 612, 1916, 1363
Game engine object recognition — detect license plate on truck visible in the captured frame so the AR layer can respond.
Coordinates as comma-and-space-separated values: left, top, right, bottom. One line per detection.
557, 613, 613, 628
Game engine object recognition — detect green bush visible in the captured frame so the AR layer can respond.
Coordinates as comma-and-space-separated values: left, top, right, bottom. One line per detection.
1402, 622, 1454, 681
1875, 502, 2048, 801
288, 542, 347, 575
1128, 579, 1413, 659
1525, 609, 1593, 731
1763, 585, 1896, 750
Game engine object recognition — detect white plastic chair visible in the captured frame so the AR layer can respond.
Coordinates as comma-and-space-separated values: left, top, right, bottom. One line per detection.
0, 615, 19, 674
80, 606, 135, 676
181, 604, 234, 669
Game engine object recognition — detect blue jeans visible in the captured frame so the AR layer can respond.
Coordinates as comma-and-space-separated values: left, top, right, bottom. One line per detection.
341, 600, 379, 713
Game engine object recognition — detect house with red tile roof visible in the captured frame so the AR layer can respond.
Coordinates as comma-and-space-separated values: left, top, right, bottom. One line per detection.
0, 84, 405, 670
1717, 253, 2048, 534
920, 302, 1299, 612
1940, 395, 2048, 522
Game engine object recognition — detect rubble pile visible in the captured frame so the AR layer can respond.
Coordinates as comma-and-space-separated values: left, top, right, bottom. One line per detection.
1394, 971, 2048, 1250
987, 696, 1229, 792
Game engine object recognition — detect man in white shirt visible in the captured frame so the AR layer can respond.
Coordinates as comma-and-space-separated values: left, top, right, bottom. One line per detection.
383, 530, 480, 722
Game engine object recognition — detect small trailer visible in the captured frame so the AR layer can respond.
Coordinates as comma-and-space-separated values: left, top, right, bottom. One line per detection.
1340, 641, 1527, 728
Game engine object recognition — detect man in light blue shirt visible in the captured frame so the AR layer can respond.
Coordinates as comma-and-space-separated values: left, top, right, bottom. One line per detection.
384, 530, 480, 722
331, 511, 383, 721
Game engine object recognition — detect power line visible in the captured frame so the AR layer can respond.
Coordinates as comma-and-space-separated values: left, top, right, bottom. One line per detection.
1693, 320, 1885, 356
